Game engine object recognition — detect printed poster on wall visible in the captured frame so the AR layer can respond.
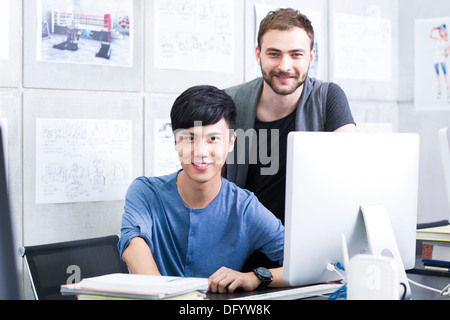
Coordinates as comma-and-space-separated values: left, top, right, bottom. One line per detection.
415, 17, 450, 110
36, 0, 133, 67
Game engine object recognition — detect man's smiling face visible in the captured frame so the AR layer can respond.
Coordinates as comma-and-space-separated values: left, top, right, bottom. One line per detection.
256, 27, 315, 96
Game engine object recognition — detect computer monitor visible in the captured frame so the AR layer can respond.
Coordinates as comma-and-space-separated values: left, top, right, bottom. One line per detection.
0, 128, 20, 299
283, 132, 419, 297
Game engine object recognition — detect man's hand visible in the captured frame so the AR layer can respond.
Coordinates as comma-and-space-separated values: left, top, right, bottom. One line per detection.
208, 267, 261, 293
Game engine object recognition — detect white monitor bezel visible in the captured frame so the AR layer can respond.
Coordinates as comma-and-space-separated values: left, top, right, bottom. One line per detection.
283, 132, 420, 287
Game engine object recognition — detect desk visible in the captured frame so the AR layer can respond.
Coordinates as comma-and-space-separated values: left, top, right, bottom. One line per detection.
207, 283, 340, 301
207, 273, 449, 300
207, 260, 450, 301
407, 256, 450, 300
407, 272, 450, 300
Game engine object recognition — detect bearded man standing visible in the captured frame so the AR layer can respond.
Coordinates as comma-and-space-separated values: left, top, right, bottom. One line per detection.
225, 8, 356, 270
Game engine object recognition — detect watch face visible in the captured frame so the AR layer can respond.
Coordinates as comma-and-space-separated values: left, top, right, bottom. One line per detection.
257, 267, 272, 278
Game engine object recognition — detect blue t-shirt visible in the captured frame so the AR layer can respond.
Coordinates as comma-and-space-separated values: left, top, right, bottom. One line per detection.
118, 171, 284, 278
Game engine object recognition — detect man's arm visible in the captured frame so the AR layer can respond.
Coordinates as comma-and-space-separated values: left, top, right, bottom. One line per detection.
334, 123, 357, 133
208, 267, 287, 294
122, 237, 161, 276
326, 83, 357, 132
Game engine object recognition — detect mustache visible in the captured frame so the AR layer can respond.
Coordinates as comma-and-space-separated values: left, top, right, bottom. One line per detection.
269, 71, 299, 78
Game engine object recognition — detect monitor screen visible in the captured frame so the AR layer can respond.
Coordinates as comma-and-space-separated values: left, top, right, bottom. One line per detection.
0, 128, 20, 299
283, 132, 420, 288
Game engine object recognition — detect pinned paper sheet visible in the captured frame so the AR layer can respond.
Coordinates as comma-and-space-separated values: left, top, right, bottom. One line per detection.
153, 0, 235, 73
154, 119, 181, 176
333, 12, 392, 82
35, 118, 133, 204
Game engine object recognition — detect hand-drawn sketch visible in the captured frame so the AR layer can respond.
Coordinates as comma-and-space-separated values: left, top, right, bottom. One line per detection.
36, 118, 133, 204
154, 119, 181, 176
154, 0, 235, 73
36, 0, 133, 67
415, 17, 450, 109
333, 11, 392, 82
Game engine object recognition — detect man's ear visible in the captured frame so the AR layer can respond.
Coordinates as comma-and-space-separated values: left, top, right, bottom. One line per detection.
309, 48, 316, 68
228, 131, 237, 153
173, 134, 178, 151
255, 46, 261, 66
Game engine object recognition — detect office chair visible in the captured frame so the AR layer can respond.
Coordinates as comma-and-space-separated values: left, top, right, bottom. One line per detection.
19, 235, 128, 300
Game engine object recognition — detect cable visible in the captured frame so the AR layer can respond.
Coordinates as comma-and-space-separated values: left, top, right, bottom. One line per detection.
328, 285, 347, 300
326, 262, 347, 284
400, 283, 407, 300
408, 278, 450, 296
442, 283, 450, 296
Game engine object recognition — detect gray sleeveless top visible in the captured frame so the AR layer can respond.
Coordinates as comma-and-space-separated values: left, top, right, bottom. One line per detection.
224, 77, 330, 188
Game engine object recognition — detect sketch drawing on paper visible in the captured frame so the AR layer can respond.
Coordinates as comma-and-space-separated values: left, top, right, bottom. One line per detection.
154, 0, 235, 73
154, 119, 181, 176
36, 118, 133, 204
333, 11, 392, 82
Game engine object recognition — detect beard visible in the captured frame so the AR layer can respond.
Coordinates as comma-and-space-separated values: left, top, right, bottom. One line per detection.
261, 66, 309, 96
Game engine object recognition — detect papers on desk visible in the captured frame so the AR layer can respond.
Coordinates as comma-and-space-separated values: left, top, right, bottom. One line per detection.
416, 225, 450, 242
61, 273, 208, 300
416, 225, 450, 275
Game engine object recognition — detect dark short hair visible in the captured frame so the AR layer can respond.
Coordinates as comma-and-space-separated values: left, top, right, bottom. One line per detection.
170, 85, 237, 133
258, 8, 314, 51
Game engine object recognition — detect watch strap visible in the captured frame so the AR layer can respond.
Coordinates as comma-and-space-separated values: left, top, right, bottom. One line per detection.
253, 267, 273, 290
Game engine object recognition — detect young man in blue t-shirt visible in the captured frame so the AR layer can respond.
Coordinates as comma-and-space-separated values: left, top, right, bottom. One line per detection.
118, 85, 286, 293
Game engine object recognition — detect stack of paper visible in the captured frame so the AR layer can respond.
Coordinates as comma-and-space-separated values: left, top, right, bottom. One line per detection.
416, 225, 450, 274
61, 273, 208, 300
416, 225, 450, 242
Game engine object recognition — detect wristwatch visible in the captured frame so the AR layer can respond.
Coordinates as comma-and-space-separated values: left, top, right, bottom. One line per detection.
253, 267, 273, 290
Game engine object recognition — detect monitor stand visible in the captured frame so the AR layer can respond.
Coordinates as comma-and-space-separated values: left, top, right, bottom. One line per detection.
359, 205, 411, 300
